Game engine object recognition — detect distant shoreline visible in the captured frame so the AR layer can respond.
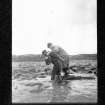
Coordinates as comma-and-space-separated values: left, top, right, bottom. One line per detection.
12, 54, 97, 62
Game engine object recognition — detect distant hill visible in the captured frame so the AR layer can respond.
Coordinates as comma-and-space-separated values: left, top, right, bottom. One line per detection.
12, 54, 42, 62
12, 54, 97, 62
70, 54, 97, 60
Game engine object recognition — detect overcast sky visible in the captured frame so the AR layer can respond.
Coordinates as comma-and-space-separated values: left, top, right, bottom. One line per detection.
12, 0, 97, 55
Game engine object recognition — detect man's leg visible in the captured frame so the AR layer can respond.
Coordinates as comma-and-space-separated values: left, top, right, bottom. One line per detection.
54, 61, 63, 82
63, 56, 70, 76
51, 68, 55, 80
51, 65, 59, 80
63, 68, 69, 75
51, 61, 62, 80
51, 72, 54, 80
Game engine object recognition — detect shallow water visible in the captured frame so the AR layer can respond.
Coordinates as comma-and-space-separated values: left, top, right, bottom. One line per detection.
12, 61, 97, 103
12, 76, 97, 103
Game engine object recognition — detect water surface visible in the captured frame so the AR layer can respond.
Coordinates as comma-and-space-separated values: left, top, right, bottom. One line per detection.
12, 76, 97, 103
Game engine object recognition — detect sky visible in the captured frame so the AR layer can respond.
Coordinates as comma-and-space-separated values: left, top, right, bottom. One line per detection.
12, 0, 97, 55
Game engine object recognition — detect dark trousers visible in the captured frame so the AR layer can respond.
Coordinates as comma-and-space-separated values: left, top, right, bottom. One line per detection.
51, 63, 69, 80
51, 60, 62, 80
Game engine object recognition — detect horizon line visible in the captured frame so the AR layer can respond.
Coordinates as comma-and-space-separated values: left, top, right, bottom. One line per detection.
12, 53, 97, 56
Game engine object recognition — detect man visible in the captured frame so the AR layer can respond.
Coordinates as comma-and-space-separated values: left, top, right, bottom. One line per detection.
47, 43, 70, 76
42, 50, 64, 80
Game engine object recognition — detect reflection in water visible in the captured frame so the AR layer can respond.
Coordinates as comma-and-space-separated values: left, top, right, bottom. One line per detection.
49, 81, 71, 102
12, 77, 97, 103
48, 80, 97, 103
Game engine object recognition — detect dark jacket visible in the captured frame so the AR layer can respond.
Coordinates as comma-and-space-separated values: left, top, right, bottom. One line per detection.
48, 52, 68, 68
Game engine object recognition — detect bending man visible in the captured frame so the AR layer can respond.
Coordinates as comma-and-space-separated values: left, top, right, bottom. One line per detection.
47, 43, 70, 76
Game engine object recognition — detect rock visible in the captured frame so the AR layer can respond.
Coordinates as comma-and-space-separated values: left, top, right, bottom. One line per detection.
38, 75, 46, 78
88, 71, 93, 74
14, 73, 22, 79
40, 72, 46, 75
64, 74, 96, 80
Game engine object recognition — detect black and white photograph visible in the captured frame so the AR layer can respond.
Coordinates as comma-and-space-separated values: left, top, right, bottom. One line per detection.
12, 0, 97, 103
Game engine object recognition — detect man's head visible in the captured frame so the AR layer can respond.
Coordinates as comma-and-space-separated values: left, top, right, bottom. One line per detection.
42, 50, 51, 65
47, 42, 53, 49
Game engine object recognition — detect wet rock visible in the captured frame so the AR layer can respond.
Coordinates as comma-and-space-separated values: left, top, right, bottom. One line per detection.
29, 68, 36, 72
32, 75, 37, 78
25, 82, 43, 87
37, 69, 41, 72
88, 71, 93, 74
14, 73, 22, 79
40, 72, 46, 75
64, 75, 95, 80
69, 64, 97, 74
38, 75, 46, 78
93, 71, 97, 76
30, 87, 44, 93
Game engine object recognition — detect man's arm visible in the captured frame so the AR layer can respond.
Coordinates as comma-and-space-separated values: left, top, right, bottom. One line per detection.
50, 46, 65, 61
52, 46, 59, 52
50, 52, 64, 61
